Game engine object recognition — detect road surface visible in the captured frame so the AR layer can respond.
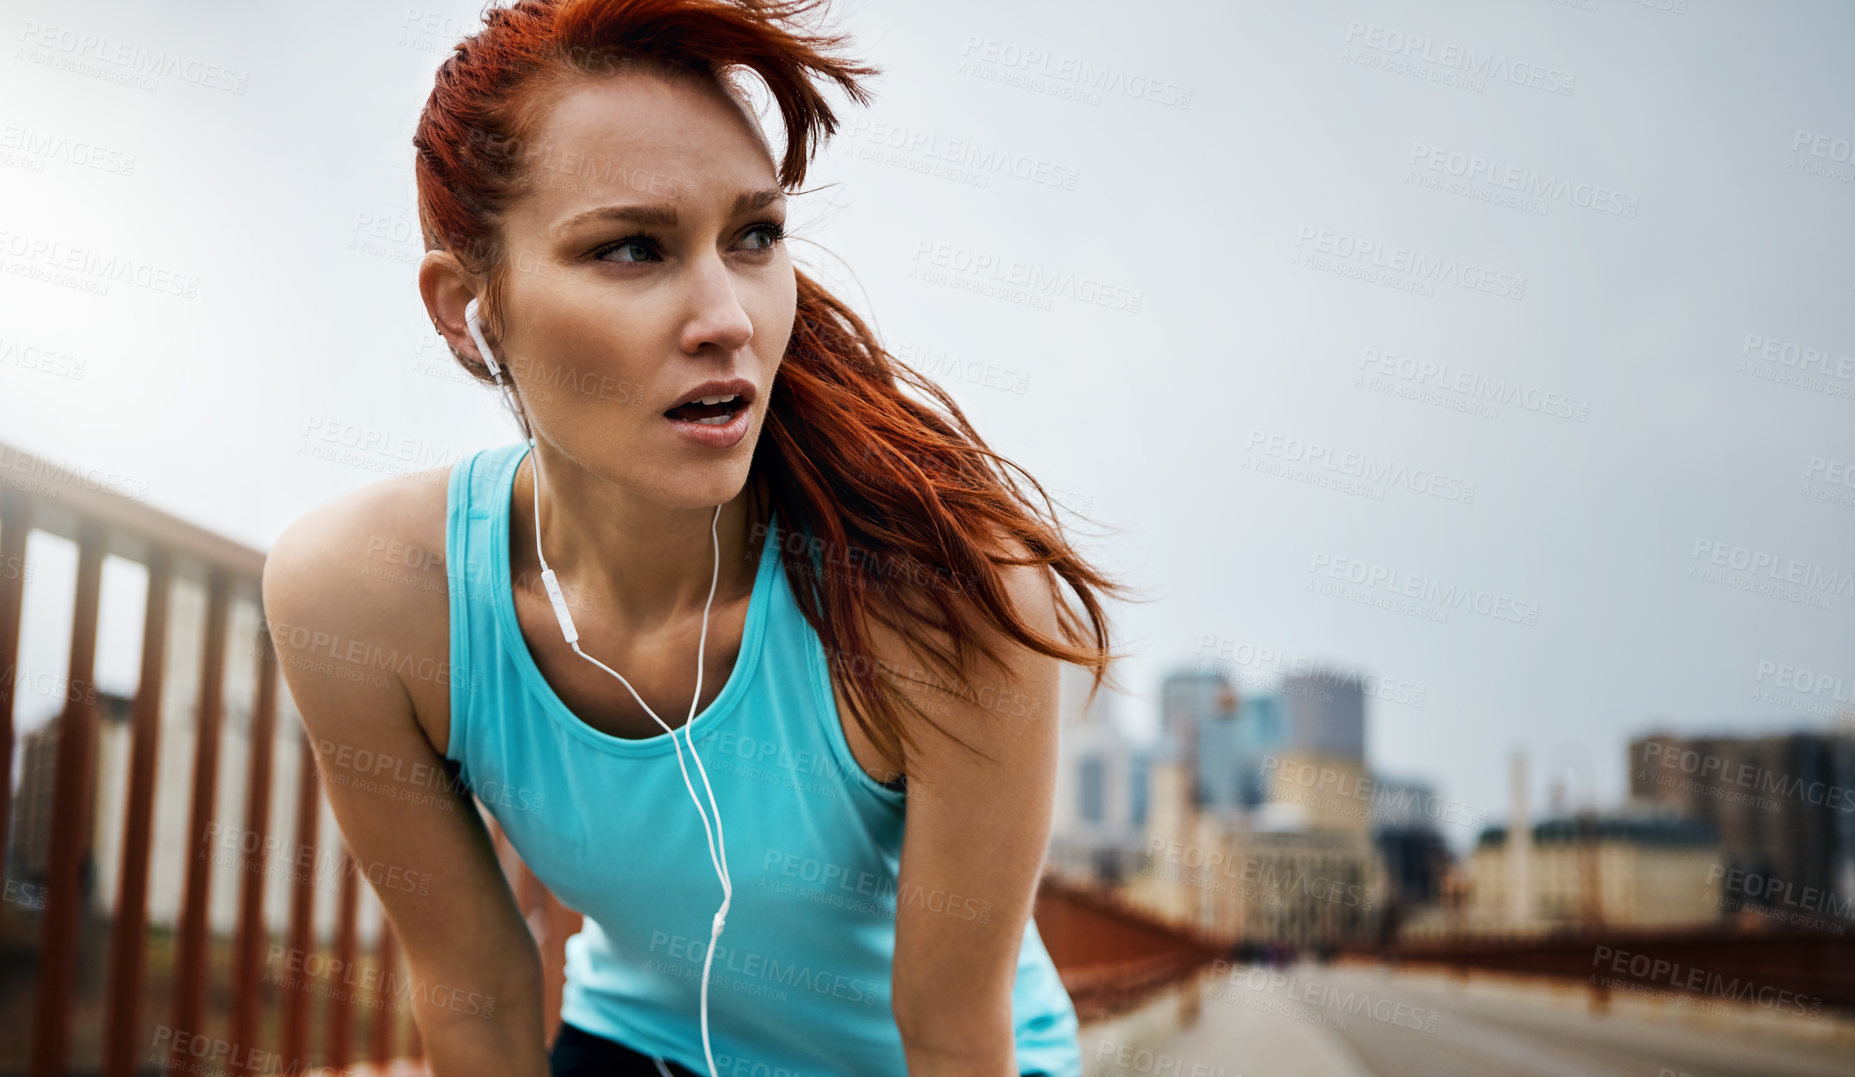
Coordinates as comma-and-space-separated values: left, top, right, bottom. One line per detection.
1089, 962, 1855, 1077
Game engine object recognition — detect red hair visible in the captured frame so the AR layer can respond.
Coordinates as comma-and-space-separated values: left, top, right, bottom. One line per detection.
413, 0, 1138, 774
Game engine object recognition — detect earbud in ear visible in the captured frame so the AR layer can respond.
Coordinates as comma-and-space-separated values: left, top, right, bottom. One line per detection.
463, 297, 505, 380
464, 297, 532, 442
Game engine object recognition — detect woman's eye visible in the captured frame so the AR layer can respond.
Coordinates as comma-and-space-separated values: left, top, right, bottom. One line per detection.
595, 236, 657, 264
592, 222, 784, 264
744, 221, 787, 251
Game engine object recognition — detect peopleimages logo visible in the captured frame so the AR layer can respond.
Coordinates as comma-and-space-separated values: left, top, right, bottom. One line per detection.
1204, 960, 1443, 1034
1742, 333, 1855, 380
760, 850, 992, 923
1194, 635, 1429, 708
1591, 945, 1822, 1017
1792, 129, 1853, 166
1688, 539, 1854, 610
0, 121, 136, 176
1146, 837, 1377, 908
148, 1026, 289, 1075
1306, 551, 1541, 626
1243, 426, 1477, 503
1094, 1040, 1234, 1076
909, 240, 1143, 314
648, 931, 882, 1005
15, 21, 252, 94
0, 333, 88, 381
1293, 226, 1526, 299
1638, 741, 1855, 813
1407, 143, 1638, 218
1260, 756, 1489, 828
840, 116, 1081, 192
0, 444, 150, 502
957, 36, 1194, 110
263, 944, 496, 1020
1357, 347, 1590, 422
0, 228, 200, 299
1342, 21, 1577, 96
1708, 865, 1855, 923
1755, 659, 1855, 710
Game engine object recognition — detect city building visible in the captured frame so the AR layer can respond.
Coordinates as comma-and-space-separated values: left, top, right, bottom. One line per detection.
1049, 662, 1154, 884
1120, 669, 1390, 949
1629, 730, 1855, 926
1371, 777, 1452, 907
1123, 750, 1386, 949
1463, 811, 1723, 932
1279, 668, 1366, 762
1073, 661, 1474, 951
1160, 666, 1368, 815
1256, 748, 1373, 837
1230, 690, 1285, 808
1157, 669, 1238, 808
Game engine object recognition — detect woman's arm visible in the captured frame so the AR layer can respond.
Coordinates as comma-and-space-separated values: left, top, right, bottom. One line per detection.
262, 481, 551, 1076
882, 549, 1066, 1077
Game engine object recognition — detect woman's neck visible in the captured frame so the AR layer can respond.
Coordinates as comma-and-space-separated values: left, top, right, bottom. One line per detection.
511, 445, 767, 632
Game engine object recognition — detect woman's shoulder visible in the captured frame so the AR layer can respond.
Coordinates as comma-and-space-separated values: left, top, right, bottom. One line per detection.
263, 466, 457, 738
267, 465, 453, 601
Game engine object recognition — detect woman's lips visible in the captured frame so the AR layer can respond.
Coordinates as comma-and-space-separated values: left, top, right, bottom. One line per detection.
664, 402, 750, 449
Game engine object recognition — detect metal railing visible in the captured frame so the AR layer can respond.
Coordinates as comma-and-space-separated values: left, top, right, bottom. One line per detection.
1, 438, 1204, 1075
0, 440, 446, 1074
1346, 923, 1855, 1014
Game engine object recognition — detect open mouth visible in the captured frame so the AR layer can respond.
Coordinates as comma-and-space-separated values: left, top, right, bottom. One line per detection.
663, 394, 749, 426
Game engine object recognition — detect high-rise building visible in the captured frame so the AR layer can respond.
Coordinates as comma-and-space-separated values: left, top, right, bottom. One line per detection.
1157, 669, 1236, 788
1158, 667, 1368, 815
1050, 663, 1152, 883
1628, 730, 1855, 925
1161, 668, 1296, 813
1114, 661, 1465, 949
1192, 682, 1246, 812
1371, 777, 1451, 906
1231, 691, 1285, 809
1280, 669, 1365, 762
1125, 746, 1387, 949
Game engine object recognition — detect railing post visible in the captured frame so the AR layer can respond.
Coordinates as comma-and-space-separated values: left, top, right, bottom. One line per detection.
229, 614, 281, 1073
170, 568, 231, 1064
325, 844, 361, 1067
29, 516, 107, 1076
279, 728, 321, 1066
103, 549, 172, 1077
0, 491, 31, 877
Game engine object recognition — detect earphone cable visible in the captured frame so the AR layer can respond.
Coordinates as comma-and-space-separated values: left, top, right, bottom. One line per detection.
465, 301, 733, 1077
530, 443, 734, 1077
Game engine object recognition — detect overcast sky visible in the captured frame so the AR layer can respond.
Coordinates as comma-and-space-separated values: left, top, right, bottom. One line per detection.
3, 0, 1852, 848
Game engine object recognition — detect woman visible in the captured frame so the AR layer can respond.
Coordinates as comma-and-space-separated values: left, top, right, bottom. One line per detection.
262, 0, 1133, 1073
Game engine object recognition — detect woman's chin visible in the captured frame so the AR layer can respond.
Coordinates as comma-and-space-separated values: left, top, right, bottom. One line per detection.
651, 465, 756, 513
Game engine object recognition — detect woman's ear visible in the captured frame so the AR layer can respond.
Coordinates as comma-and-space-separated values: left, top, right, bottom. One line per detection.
419, 249, 490, 373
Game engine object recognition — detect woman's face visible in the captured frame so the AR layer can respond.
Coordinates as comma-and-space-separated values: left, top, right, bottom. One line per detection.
489, 69, 796, 509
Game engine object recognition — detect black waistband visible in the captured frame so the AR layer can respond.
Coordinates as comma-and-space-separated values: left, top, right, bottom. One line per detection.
551, 1020, 1050, 1076
550, 1022, 701, 1077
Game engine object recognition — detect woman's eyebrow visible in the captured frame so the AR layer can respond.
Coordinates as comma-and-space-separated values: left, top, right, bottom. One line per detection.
550, 188, 786, 236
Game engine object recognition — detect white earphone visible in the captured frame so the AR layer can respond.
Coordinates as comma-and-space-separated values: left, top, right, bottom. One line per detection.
464, 298, 733, 1077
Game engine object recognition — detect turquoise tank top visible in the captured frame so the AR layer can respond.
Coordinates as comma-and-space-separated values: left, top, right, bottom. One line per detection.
444, 441, 1082, 1076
